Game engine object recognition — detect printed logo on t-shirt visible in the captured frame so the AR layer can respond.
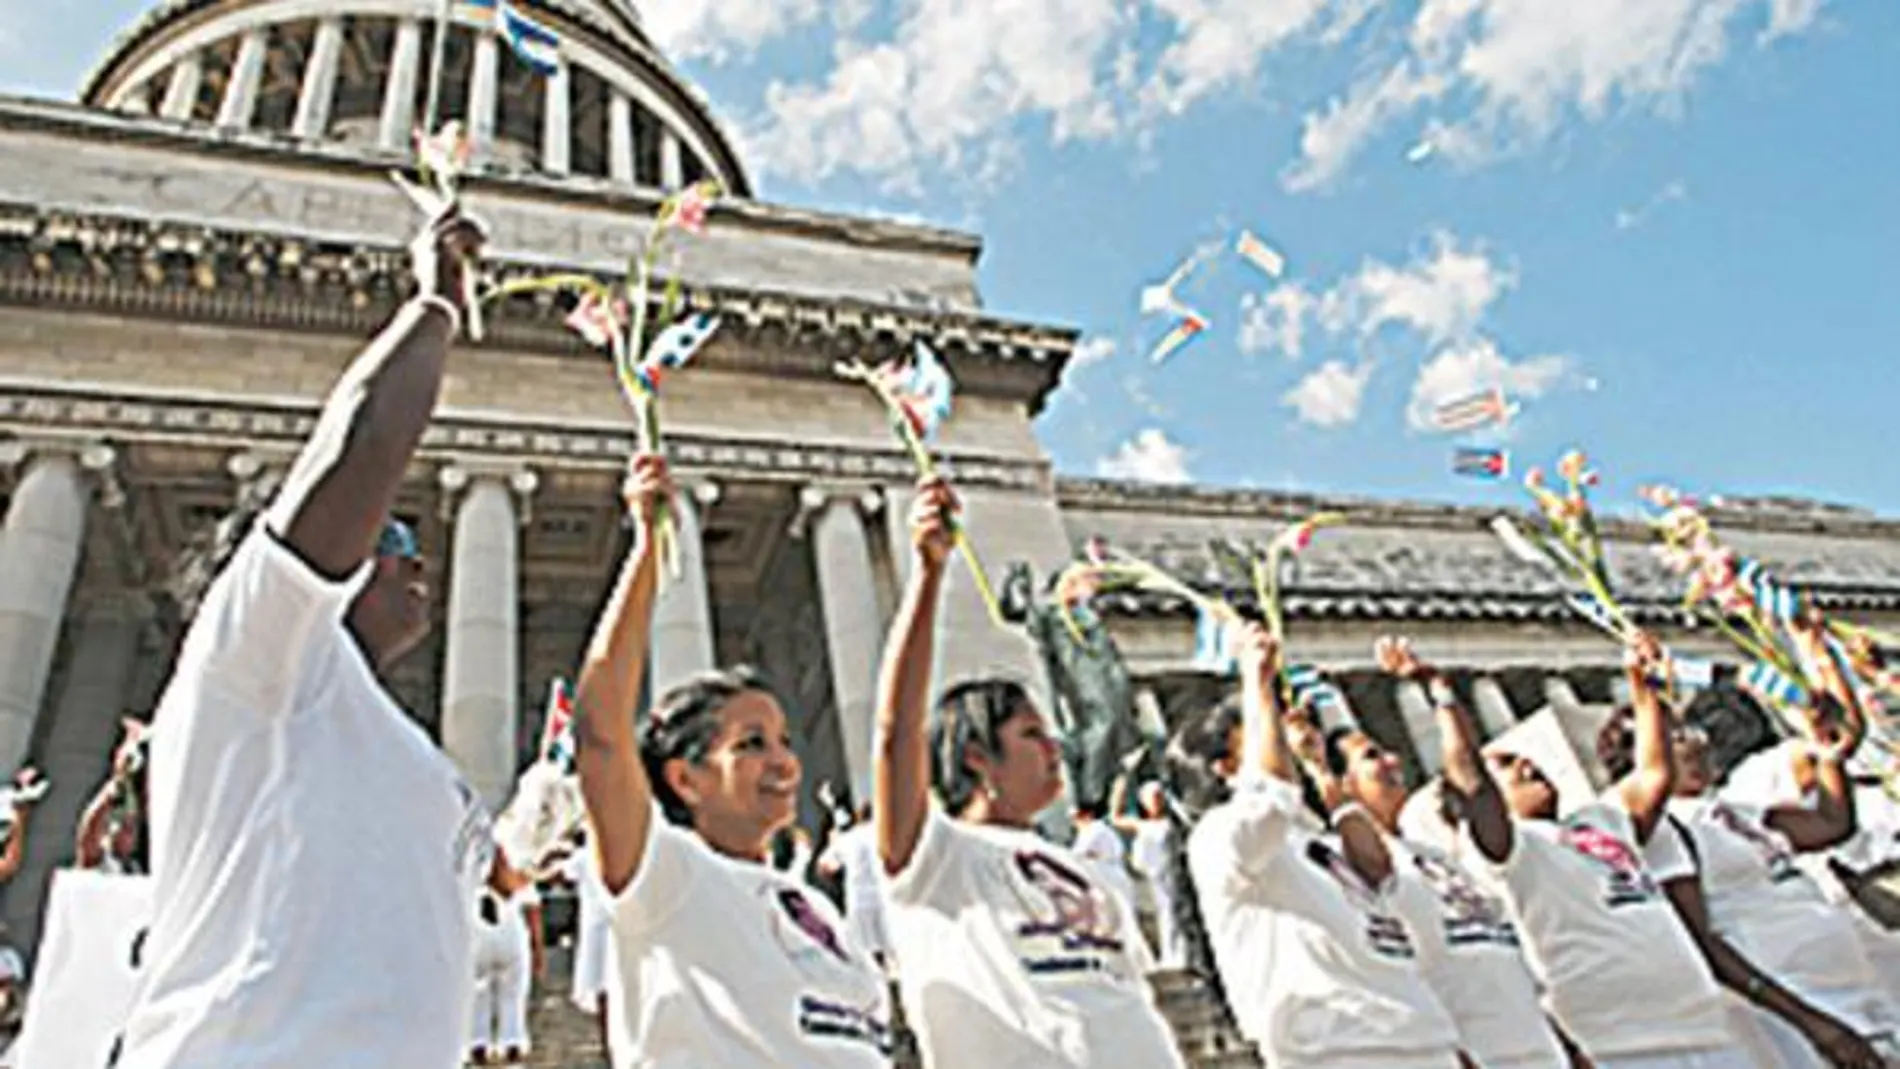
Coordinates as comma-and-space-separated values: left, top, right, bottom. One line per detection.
797, 995, 892, 1054
1409, 849, 1519, 949
1009, 849, 1128, 976
1304, 840, 1416, 959
1558, 820, 1657, 907
774, 887, 852, 964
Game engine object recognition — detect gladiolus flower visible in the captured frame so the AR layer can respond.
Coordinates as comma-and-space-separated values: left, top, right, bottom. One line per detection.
1556, 450, 1588, 483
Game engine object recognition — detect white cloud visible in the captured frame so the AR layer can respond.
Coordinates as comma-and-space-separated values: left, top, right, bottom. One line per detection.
642, 0, 828, 63
1346, 231, 1514, 344
1286, 0, 1826, 191
746, 0, 1126, 190
1762, 0, 1824, 41
1139, 0, 1357, 118
1239, 284, 1315, 358
1097, 429, 1193, 483
1406, 338, 1572, 429
1070, 337, 1117, 371
1283, 360, 1375, 427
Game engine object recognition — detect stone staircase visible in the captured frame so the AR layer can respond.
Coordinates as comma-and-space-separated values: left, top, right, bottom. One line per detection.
521, 948, 1261, 1068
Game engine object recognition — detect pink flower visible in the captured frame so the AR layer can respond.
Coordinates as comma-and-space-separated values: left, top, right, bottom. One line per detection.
663, 180, 721, 235
565, 292, 626, 351
1524, 467, 1546, 491
1556, 450, 1588, 483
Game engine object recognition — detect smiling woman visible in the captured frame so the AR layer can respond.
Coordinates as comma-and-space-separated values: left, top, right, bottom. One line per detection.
571, 452, 893, 1068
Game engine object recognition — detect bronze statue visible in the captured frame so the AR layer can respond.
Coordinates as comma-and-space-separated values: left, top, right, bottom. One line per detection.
1001, 560, 1162, 812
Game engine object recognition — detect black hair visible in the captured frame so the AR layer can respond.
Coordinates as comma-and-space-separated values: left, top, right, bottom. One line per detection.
637, 666, 774, 826
1075, 800, 1109, 820
1321, 725, 1356, 779
928, 678, 1034, 815
1596, 704, 1639, 781
168, 471, 283, 625
1161, 695, 1243, 1019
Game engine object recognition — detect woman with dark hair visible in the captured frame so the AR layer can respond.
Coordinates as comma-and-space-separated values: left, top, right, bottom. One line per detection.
1599, 615, 1894, 1069
1402, 629, 1749, 1069
76, 721, 148, 874
1110, 773, 1182, 967
873, 477, 1184, 1068
572, 453, 890, 1067
1177, 625, 1463, 1069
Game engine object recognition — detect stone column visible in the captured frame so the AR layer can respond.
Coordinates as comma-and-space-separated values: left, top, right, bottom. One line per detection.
608, 92, 636, 184
1133, 686, 1167, 743
0, 445, 97, 775
292, 16, 346, 139
1544, 675, 1583, 713
1609, 673, 1634, 709
806, 485, 885, 803
467, 30, 500, 153
160, 53, 202, 120
1471, 674, 1519, 740
659, 128, 684, 190
380, 17, 423, 150
216, 26, 269, 130
541, 57, 571, 175
4, 594, 149, 957
648, 481, 719, 691
1394, 679, 1443, 777
439, 466, 536, 809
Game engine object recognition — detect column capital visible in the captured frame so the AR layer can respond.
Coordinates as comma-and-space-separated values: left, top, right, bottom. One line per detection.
2, 438, 124, 509
439, 461, 538, 524
792, 481, 880, 539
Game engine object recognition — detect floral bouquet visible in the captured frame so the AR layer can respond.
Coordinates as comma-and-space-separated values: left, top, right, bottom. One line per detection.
390, 123, 487, 339
1491, 451, 1711, 696
836, 341, 1006, 625
1252, 513, 1345, 644
482, 179, 726, 575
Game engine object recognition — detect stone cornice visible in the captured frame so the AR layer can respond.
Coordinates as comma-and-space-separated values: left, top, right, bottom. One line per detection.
1056, 476, 1900, 541
0, 381, 1051, 493
0, 94, 975, 259
0, 203, 1074, 410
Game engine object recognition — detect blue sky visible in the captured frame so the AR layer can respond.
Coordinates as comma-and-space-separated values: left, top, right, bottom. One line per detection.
4, 1, 1897, 515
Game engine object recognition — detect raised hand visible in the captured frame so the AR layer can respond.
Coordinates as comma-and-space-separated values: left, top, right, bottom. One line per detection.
1624, 629, 1668, 683
409, 204, 488, 314
1233, 621, 1280, 685
622, 452, 675, 534
908, 477, 958, 574
1376, 636, 1434, 682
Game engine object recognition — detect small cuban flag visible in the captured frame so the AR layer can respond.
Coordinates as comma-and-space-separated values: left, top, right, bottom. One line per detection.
886, 341, 956, 441
541, 678, 575, 769
1453, 447, 1510, 481
1193, 610, 1236, 676
1742, 661, 1808, 710
1286, 664, 1346, 716
644, 312, 722, 372
498, 1, 561, 76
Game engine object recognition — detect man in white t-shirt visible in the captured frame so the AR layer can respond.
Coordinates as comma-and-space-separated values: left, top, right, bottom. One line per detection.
112, 208, 494, 1069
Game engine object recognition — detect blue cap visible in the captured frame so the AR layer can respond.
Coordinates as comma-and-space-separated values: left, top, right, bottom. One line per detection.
375, 519, 420, 560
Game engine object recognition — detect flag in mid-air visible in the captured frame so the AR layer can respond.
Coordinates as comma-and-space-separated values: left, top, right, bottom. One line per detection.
1453, 447, 1510, 480
1432, 387, 1514, 433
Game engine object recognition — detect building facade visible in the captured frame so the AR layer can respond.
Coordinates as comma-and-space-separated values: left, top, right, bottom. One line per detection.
0, 0, 1898, 956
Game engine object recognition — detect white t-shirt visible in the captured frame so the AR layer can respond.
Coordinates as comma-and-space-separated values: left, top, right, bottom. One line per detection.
1659, 796, 1887, 1008
1188, 778, 1460, 1069
1387, 838, 1566, 1069
885, 808, 1182, 1069
609, 803, 891, 1068
1470, 799, 1731, 1059
1072, 819, 1139, 914
117, 524, 492, 1069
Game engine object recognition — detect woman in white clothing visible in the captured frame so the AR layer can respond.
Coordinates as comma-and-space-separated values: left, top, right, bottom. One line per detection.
1071, 802, 1140, 922
1597, 615, 1892, 1069
469, 848, 543, 1066
1404, 630, 1747, 1069
1169, 625, 1465, 1069
873, 477, 1185, 1069
557, 830, 615, 1060
1110, 777, 1183, 968
573, 453, 890, 1068
1318, 642, 1574, 1069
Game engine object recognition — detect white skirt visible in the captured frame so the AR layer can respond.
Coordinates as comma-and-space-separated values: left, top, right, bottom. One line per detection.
570, 911, 613, 1010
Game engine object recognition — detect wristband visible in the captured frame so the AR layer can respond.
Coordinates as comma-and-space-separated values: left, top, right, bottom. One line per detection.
1330, 801, 1370, 830
415, 294, 464, 338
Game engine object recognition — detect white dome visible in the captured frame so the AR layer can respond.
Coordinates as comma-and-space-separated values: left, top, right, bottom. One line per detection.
82, 0, 749, 196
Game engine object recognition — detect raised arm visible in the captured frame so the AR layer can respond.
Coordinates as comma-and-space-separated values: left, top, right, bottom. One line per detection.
1615, 632, 1676, 843
1231, 623, 1298, 787
0, 774, 37, 883
1381, 637, 1514, 864
874, 478, 957, 877
1289, 708, 1394, 889
269, 210, 483, 578
1663, 873, 1883, 1069
74, 779, 117, 870
575, 455, 671, 896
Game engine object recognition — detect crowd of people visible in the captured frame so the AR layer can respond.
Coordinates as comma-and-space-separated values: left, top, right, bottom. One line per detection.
2, 207, 1898, 1069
